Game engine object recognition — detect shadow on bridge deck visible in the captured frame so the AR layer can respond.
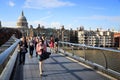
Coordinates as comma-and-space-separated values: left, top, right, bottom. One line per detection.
13, 48, 116, 80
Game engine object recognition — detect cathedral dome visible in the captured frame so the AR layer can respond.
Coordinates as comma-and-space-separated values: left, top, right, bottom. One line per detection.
17, 11, 28, 28
18, 15, 27, 22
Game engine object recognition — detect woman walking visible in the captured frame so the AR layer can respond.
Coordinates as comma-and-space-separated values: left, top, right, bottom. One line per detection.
36, 37, 46, 76
28, 37, 34, 58
49, 35, 54, 53
19, 36, 28, 65
42, 34, 49, 49
35, 37, 39, 57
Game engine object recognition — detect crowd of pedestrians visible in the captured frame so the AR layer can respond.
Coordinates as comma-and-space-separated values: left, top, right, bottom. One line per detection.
18, 34, 59, 76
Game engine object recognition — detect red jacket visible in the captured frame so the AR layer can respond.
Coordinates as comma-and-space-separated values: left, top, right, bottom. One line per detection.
49, 40, 54, 48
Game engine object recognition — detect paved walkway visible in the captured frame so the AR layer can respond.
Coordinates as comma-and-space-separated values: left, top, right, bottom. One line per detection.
13, 48, 116, 80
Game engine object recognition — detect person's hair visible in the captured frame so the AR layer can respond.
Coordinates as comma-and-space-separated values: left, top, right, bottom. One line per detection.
42, 34, 45, 40
50, 35, 53, 37
39, 37, 44, 44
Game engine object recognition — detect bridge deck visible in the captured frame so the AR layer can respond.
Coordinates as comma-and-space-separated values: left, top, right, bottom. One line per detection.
13, 48, 116, 80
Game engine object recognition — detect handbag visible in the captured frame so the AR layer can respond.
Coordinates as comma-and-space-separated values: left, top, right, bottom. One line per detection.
41, 51, 51, 60
21, 47, 28, 53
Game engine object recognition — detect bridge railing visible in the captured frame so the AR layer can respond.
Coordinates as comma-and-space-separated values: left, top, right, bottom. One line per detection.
0, 36, 20, 80
58, 41, 120, 79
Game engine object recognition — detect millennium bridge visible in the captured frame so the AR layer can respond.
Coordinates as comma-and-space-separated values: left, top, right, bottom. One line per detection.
0, 35, 120, 80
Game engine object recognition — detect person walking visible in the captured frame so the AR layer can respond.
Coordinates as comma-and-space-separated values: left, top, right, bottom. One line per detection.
28, 37, 34, 58
42, 34, 49, 49
36, 37, 47, 76
55, 37, 59, 53
49, 35, 54, 53
35, 37, 39, 57
19, 36, 28, 65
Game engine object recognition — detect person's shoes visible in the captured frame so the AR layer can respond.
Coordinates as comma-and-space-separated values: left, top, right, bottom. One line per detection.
40, 72, 42, 76
29, 55, 32, 58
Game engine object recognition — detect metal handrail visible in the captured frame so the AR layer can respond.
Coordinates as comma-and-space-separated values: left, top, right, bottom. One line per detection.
59, 41, 120, 53
0, 39, 20, 74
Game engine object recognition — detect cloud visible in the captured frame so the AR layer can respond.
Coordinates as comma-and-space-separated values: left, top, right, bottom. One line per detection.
2, 21, 16, 27
50, 22, 74, 29
40, 15, 53, 20
29, 20, 47, 27
8, 1, 15, 7
88, 6, 106, 10
2, 20, 61, 29
24, 0, 75, 9
50, 22, 62, 28
29, 20, 62, 28
76, 15, 120, 22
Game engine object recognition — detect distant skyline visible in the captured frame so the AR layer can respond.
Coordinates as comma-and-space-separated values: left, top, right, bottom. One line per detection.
0, 0, 120, 31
